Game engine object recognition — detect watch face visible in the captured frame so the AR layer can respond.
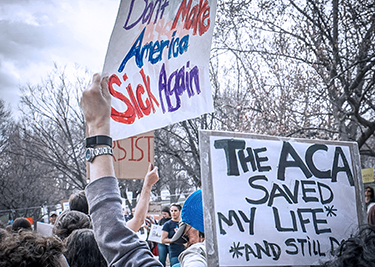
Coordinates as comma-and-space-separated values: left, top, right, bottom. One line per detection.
86, 148, 93, 162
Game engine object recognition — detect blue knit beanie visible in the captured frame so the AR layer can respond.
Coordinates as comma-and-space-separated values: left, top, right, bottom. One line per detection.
181, 189, 204, 233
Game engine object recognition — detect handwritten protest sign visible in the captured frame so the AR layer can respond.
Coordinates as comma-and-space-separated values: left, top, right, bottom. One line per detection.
113, 131, 154, 179
147, 224, 163, 243
87, 131, 153, 180
103, 0, 217, 140
361, 168, 374, 184
148, 201, 162, 216
199, 130, 365, 266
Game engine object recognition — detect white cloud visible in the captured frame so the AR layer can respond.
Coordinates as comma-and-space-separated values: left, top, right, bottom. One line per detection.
0, 0, 119, 113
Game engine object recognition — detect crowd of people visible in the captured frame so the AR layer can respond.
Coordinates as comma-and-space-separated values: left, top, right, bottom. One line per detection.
1, 73, 375, 267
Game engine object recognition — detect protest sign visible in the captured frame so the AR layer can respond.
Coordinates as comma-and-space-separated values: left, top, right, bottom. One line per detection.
148, 202, 162, 216
36, 222, 53, 236
103, 0, 217, 140
113, 131, 154, 179
361, 168, 374, 184
87, 131, 153, 180
147, 224, 163, 243
60, 200, 69, 211
199, 130, 365, 266
26, 217, 33, 225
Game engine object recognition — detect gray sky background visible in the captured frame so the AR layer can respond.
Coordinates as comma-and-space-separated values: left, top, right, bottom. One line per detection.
0, 0, 119, 115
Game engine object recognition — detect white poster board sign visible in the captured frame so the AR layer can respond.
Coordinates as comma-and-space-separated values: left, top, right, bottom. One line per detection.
103, 0, 217, 140
147, 224, 163, 243
199, 130, 365, 266
36, 222, 53, 236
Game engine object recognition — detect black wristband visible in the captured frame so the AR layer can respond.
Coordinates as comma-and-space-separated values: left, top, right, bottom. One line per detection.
85, 135, 112, 148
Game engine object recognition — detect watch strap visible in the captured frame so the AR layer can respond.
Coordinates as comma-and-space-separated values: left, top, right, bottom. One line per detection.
86, 146, 113, 163
85, 135, 112, 148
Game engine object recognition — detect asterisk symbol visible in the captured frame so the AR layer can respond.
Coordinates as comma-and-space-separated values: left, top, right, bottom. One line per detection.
229, 242, 244, 258
325, 205, 337, 217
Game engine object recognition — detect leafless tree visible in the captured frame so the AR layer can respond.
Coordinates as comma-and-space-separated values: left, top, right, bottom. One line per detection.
0, 99, 11, 155
17, 66, 90, 190
0, 99, 67, 221
214, 0, 375, 155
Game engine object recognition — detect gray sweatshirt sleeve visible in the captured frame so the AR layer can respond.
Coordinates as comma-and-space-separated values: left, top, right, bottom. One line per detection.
85, 176, 162, 267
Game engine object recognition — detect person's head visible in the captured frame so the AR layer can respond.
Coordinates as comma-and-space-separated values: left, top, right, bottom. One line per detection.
162, 206, 171, 219
322, 227, 375, 267
64, 229, 106, 267
6, 225, 12, 232
170, 203, 182, 221
53, 210, 92, 241
49, 211, 58, 225
0, 228, 8, 243
69, 190, 89, 215
0, 230, 65, 267
12, 217, 32, 232
171, 189, 204, 248
365, 186, 374, 201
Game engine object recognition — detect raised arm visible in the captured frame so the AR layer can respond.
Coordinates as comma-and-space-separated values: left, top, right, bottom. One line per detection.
81, 73, 162, 267
127, 163, 159, 232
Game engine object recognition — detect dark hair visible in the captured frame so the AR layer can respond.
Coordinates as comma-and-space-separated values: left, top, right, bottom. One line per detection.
162, 206, 171, 216
69, 190, 89, 215
366, 186, 374, 201
53, 210, 92, 241
171, 203, 182, 211
0, 221, 6, 229
321, 227, 375, 267
368, 205, 375, 230
12, 217, 32, 232
0, 228, 8, 243
0, 231, 64, 267
64, 229, 106, 267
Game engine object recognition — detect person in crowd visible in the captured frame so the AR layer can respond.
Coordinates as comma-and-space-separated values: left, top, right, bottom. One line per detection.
69, 190, 89, 214
171, 190, 206, 267
11, 217, 32, 232
0, 230, 69, 267
123, 208, 132, 222
321, 227, 375, 267
365, 186, 375, 213
80, 73, 162, 266
161, 204, 185, 266
368, 204, 375, 230
53, 210, 92, 241
144, 214, 158, 256
0, 228, 8, 243
49, 211, 58, 225
158, 206, 171, 266
64, 228, 107, 267
126, 163, 159, 233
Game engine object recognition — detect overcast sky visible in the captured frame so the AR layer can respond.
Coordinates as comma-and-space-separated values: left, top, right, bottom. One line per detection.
0, 0, 119, 114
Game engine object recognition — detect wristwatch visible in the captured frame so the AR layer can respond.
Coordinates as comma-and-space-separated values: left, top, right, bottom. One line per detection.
86, 146, 113, 163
